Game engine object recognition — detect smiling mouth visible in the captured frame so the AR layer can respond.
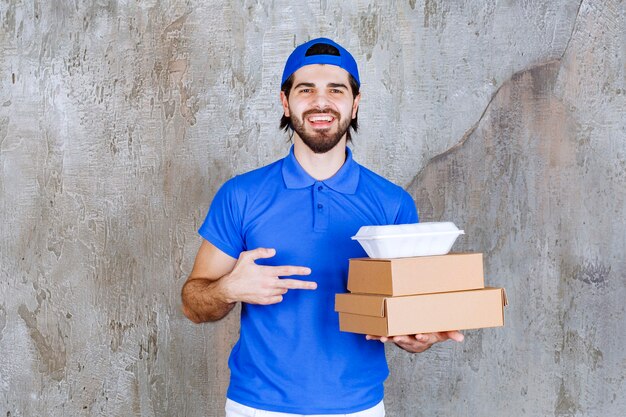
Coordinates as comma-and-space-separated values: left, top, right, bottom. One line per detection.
306, 113, 337, 128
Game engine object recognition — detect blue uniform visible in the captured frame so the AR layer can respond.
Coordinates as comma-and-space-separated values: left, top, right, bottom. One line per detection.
199, 146, 418, 414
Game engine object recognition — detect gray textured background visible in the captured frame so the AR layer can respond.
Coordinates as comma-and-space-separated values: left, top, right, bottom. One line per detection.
1, 0, 625, 416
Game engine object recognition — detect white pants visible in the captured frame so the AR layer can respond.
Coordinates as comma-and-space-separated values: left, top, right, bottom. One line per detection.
225, 399, 385, 417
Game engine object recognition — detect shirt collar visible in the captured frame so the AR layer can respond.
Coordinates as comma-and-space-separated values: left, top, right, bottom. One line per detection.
282, 145, 360, 194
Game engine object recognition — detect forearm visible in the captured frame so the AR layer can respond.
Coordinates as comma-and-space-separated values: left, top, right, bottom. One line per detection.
181, 277, 236, 323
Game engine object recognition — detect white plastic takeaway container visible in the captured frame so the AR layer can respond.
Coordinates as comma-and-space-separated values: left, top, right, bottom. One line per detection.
351, 222, 465, 258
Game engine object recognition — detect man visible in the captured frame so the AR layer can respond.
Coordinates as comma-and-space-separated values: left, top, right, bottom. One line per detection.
181, 38, 463, 416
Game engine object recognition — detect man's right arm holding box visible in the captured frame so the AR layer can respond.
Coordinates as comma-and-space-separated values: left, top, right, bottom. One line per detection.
367, 332, 465, 353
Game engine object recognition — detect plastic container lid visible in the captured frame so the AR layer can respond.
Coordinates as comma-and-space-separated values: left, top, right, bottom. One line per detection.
351, 222, 465, 258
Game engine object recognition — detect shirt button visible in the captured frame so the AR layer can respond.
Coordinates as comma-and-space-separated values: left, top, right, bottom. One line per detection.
318, 186, 323, 191
317, 203, 323, 209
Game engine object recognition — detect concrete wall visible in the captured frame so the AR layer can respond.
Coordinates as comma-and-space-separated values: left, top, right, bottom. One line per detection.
1, 0, 624, 416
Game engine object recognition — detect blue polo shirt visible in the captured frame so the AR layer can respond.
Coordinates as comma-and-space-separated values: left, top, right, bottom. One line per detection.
198, 146, 418, 414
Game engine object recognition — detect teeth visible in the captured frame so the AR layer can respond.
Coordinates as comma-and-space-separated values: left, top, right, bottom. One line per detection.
309, 116, 333, 122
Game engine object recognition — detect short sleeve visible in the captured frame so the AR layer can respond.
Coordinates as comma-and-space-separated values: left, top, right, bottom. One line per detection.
394, 189, 419, 224
198, 177, 245, 259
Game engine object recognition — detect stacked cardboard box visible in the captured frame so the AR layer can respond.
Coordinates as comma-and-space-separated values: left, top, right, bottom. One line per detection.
335, 253, 507, 336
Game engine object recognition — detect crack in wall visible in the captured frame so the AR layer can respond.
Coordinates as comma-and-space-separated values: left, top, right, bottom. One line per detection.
405, 61, 559, 190
560, 0, 585, 61
405, 0, 585, 191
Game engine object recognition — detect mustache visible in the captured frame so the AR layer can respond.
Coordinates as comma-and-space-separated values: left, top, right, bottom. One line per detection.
302, 108, 341, 119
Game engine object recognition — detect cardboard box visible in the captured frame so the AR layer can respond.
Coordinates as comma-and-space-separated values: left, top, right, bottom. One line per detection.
347, 253, 484, 296
335, 287, 507, 337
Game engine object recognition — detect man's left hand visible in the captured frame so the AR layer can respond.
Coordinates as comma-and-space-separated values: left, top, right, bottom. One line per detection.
366, 331, 464, 353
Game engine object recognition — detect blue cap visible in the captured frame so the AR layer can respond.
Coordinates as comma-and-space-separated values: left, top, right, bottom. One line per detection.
281, 38, 360, 88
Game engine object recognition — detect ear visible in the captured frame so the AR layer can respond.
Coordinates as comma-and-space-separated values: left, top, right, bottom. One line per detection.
351, 93, 361, 119
280, 91, 290, 117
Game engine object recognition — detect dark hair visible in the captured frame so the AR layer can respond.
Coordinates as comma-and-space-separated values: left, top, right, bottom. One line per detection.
280, 43, 360, 142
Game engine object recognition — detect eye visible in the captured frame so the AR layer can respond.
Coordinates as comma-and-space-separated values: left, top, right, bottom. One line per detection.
299, 88, 312, 93
330, 89, 343, 94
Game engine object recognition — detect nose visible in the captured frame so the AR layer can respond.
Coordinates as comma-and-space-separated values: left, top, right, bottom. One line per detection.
311, 90, 330, 109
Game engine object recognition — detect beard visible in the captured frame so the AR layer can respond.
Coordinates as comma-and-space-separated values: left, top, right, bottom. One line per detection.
290, 109, 351, 154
